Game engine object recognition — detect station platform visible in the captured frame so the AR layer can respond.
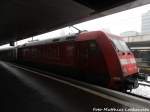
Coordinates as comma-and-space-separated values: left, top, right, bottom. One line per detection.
0, 61, 149, 112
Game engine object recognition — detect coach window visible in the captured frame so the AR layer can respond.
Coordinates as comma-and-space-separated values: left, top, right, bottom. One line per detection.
32, 48, 37, 57
52, 45, 60, 58
23, 48, 28, 56
37, 46, 41, 57
56, 46, 60, 57
66, 45, 74, 57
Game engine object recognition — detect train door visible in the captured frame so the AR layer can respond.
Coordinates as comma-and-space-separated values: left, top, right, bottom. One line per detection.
88, 40, 102, 73
76, 41, 89, 72
76, 40, 109, 85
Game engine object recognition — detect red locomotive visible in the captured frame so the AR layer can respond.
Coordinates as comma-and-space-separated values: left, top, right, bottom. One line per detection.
0, 31, 139, 90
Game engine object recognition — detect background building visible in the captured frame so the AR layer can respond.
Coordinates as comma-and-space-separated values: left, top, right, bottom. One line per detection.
142, 10, 150, 34
120, 31, 140, 37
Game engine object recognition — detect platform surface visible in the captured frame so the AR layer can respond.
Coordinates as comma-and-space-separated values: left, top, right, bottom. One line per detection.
0, 61, 149, 112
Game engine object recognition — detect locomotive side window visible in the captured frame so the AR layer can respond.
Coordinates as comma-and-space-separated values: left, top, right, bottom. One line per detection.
88, 41, 98, 55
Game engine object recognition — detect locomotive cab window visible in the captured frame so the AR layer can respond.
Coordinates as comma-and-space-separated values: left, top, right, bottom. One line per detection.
119, 40, 130, 51
111, 39, 129, 52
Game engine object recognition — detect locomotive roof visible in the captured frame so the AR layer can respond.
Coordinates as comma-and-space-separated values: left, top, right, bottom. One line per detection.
18, 31, 125, 48
104, 32, 124, 40
0, 31, 125, 51
18, 33, 78, 48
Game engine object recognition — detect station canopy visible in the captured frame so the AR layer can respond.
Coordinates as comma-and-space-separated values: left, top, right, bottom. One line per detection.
0, 0, 150, 45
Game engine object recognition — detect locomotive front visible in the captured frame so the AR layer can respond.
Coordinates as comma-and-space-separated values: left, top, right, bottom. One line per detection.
107, 33, 139, 90
78, 31, 139, 91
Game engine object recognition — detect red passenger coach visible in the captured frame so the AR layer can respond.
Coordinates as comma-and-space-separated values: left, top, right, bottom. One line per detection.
0, 31, 139, 91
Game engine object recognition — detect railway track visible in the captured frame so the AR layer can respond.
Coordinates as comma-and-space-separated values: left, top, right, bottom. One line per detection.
138, 82, 150, 87
127, 91, 150, 101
